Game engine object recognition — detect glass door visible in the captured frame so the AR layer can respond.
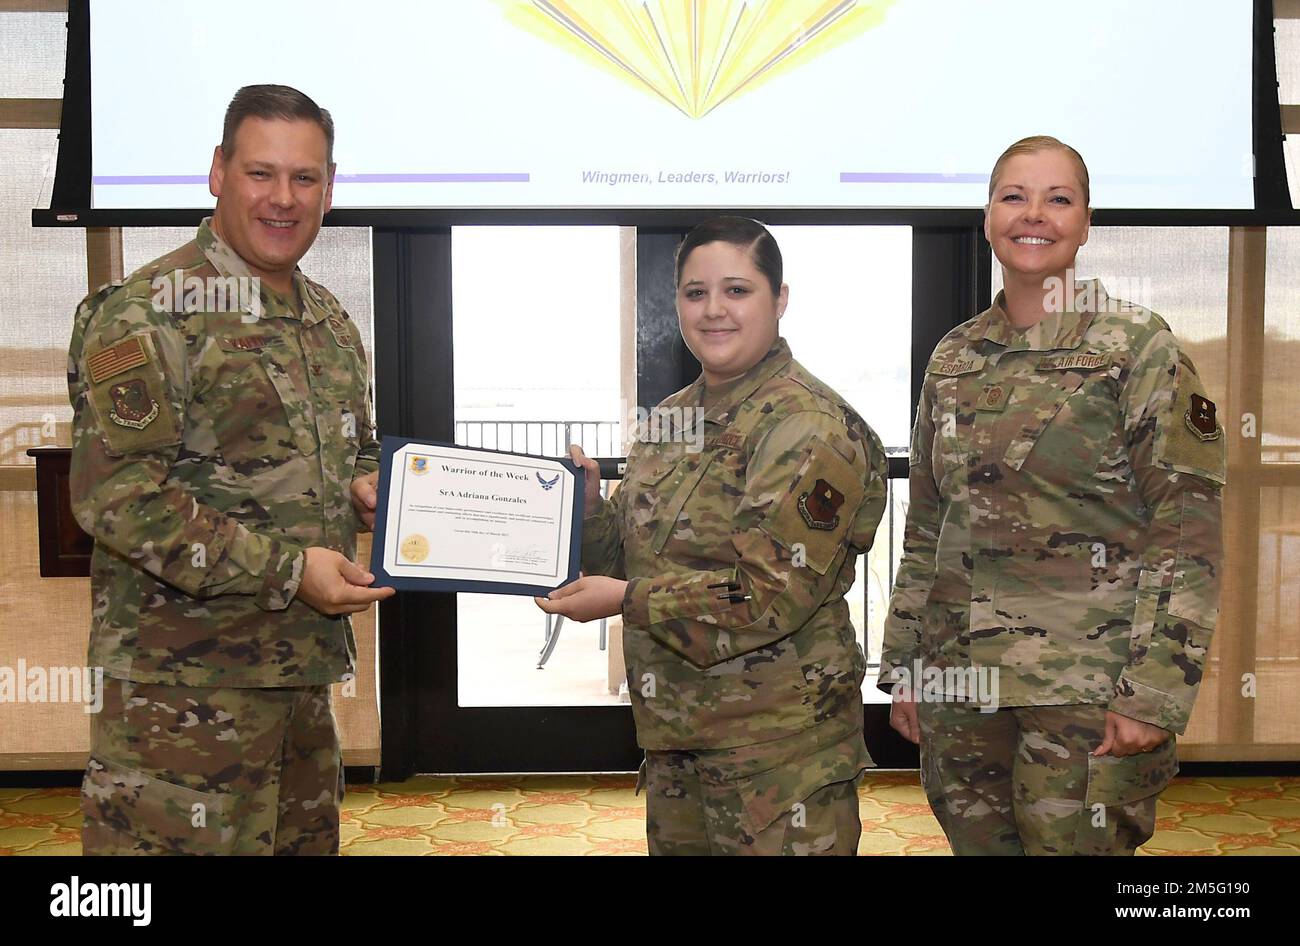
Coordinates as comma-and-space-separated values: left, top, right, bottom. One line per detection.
379, 224, 921, 776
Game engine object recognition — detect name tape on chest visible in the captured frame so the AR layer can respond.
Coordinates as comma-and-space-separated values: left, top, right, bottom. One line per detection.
704, 432, 745, 451
1037, 353, 1110, 372
220, 334, 276, 352
928, 356, 985, 377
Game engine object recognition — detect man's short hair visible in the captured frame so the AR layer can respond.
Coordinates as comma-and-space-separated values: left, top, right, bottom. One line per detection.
221, 84, 335, 166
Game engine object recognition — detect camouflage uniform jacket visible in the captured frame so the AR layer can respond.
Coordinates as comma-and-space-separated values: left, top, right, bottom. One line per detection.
879, 281, 1225, 734
585, 338, 886, 767
67, 218, 379, 688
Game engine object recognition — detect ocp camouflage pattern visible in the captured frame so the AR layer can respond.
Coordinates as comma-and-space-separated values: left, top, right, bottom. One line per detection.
880, 280, 1225, 734
67, 219, 379, 688
583, 338, 887, 831
82, 678, 342, 854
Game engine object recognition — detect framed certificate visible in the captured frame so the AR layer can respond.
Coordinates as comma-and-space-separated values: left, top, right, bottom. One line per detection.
369, 437, 584, 596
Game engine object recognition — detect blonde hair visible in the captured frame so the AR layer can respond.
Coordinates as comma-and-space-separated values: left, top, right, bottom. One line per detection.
987, 135, 1090, 207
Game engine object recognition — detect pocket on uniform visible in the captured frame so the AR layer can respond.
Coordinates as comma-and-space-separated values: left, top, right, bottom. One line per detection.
1168, 490, 1222, 632
81, 756, 236, 855
1128, 568, 1162, 663
649, 455, 718, 555
259, 352, 317, 456
618, 457, 677, 540
929, 376, 966, 485
1003, 372, 1092, 472
763, 437, 864, 575
1083, 737, 1178, 809
210, 339, 315, 464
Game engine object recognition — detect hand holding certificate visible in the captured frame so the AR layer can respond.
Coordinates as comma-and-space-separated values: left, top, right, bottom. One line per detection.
369, 437, 584, 596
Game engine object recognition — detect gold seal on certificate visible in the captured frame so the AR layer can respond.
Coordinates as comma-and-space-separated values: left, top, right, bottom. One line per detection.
370, 438, 585, 596
400, 533, 430, 562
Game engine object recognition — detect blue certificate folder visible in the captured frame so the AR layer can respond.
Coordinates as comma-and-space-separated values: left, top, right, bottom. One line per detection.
368, 436, 585, 596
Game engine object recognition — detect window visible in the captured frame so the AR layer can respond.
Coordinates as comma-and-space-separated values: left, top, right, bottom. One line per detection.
769, 225, 912, 694
452, 225, 626, 707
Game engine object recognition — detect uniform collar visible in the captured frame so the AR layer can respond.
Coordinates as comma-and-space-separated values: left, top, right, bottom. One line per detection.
196, 216, 324, 324
687, 337, 793, 425
968, 278, 1107, 352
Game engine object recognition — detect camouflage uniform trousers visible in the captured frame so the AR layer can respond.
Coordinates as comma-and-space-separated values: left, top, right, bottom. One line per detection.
917, 700, 1177, 856
641, 751, 863, 856
81, 677, 343, 855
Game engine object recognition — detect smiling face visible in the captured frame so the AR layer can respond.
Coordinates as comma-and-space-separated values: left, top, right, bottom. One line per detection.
677, 240, 788, 385
209, 116, 334, 292
984, 148, 1090, 282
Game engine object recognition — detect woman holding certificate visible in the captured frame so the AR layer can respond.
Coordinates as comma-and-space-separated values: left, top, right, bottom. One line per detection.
879, 137, 1225, 855
537, 216, 887, 855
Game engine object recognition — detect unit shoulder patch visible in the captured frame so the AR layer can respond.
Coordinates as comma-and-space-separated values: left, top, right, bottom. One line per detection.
106, 378, 160, 430
798, 478, 844, 530
1184, 392, 1221, 442
1158, 362, 1226, 484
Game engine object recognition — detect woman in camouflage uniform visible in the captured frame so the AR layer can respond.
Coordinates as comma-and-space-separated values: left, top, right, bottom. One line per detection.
538, 217, 887, 855
881, 138, 1225, 855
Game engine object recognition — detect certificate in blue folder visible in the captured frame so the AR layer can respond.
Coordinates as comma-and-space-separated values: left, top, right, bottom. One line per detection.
369, 436, 584, 596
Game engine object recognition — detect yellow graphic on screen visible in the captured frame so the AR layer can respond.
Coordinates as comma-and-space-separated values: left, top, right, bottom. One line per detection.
495, 0, 895, 119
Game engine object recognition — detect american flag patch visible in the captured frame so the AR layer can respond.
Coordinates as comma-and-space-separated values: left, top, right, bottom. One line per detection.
87, 336, 148, 384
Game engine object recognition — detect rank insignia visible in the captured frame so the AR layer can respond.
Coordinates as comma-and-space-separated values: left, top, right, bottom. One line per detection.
410, 455, 429, 475
107, 379, 160, 429
225, 335, 270, 351
976, 383, 1013, 412
798, 478, 844, 531
328, 317, 355, 349
1185, 393, 1221, 442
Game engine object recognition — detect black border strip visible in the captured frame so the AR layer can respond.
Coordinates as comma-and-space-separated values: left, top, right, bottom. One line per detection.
48, 0, 89, 210
1256, 0, 1292, 210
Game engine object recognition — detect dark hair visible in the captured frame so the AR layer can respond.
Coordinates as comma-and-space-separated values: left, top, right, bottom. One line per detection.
675, 216, 783, 296
221, 84, 335, 166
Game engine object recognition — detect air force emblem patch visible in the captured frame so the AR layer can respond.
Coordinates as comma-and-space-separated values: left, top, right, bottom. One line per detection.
1185, 393, 1221, 442
107, 378, 160, 430
798, 478, 844, 531
537, 472, 560, 491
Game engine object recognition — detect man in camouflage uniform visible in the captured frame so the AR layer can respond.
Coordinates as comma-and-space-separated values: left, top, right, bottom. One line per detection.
550, 334, 887, 855
880, 279, 1224, 855
69, 85, 392, 855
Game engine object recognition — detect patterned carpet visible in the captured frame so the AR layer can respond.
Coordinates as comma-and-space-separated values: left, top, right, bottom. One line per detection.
2, 773, 1298, 855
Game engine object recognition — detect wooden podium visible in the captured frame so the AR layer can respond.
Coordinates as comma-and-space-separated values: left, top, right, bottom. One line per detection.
25, 447, 93, 578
